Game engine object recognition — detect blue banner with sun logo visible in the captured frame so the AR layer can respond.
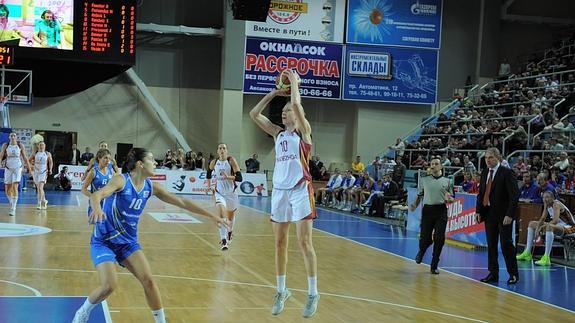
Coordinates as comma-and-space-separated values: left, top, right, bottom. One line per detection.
346, 0, 443, 49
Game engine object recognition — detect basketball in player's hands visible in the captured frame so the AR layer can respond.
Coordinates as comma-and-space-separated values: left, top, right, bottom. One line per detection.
275, 69, 301, 95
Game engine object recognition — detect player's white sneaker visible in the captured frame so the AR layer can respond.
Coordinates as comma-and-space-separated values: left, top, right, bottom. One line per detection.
72, 308, 89, 323
271, 289, 291, 315
42, 200, 48, 210
9, 208, 15, 216
302, 294, 320, 318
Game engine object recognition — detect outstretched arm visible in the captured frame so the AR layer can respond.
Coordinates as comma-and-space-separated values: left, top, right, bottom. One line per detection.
152, 182, 229, 228
249, 89, 285, 137
286, 70, 312, 143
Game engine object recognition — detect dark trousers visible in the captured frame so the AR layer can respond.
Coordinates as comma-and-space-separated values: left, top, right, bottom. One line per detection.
419, 204, 448, 270
485, 214, 518, 277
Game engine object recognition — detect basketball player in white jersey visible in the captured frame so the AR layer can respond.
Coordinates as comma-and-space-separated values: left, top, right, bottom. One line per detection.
206, 143, 242, 250
250, 69, 319, 318
28, 141, 53, 210
0, 132, 31, 216
82, 140, 119, 180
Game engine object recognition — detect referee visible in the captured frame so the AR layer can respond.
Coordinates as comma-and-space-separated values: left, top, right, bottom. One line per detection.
410, 157, 454, 274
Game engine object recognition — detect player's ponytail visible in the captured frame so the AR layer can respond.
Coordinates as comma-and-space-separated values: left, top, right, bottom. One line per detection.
122, 148, 148, 173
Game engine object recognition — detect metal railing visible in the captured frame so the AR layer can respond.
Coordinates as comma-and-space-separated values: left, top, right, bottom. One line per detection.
506, 150, 575, 163
433, 114, 536, 125
467, 68, 575, 98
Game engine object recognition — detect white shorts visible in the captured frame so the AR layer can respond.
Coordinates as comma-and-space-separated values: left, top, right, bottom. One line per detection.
271, 180, 316, 223
34, 170, 47, 184
215, 191, 238, 211
4, 167, 22, 184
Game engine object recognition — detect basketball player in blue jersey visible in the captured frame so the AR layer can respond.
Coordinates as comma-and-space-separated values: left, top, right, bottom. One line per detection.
207, 143, 242, 250
81, 140, 119, 181
72, 148, 228, 323
81, 149, 116, 213
0, 132, 31, 216
250, 69, 320, 318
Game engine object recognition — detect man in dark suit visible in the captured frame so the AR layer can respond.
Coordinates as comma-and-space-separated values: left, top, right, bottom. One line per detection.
69, 143, 81, 165
476, 148, 520, 284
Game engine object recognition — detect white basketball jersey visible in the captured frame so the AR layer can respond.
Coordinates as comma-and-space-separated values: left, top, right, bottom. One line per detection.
34, 151, 48, 173
5, 144, 22, 169
214, 158, 236, 194
273, 130, 312, 189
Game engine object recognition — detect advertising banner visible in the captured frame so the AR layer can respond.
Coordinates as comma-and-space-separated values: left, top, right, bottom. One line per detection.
244, 37, 343, 99
346, 0, 443, 49
59, 165, 269, 197
342, 45, 437, 104
246, 0, 346, 43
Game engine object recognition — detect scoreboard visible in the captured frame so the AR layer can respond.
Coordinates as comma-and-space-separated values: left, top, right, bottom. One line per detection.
1, 0, 136, 65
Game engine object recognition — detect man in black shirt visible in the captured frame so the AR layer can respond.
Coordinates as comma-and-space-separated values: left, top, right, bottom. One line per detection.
245, 153, 260, 173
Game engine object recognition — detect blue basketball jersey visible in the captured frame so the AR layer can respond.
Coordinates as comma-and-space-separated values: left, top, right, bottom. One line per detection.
92, 173, 153, 245
91, 163, 114, 192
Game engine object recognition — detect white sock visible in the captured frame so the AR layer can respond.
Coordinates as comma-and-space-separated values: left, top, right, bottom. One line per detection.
525, 227, 534, 252
13, 196, 18, 208
218, 224, 227, 240
229, 216, 236, 232
544, 231, 554, 256
79, 297, 97, 314
277, 275, 286, 293
308, 276, 318, 296
152, 308, 166, 323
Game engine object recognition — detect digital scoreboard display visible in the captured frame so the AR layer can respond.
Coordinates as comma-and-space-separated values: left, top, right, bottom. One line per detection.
0, 0, 136, 65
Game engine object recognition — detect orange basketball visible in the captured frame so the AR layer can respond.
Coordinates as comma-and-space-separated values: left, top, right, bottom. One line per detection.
275, 69, 301, 94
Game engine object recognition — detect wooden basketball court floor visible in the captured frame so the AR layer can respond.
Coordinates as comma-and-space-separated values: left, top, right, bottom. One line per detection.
0, 191, 574, 322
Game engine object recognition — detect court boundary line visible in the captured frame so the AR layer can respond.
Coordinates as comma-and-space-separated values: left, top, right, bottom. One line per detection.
239, 202, 575, 315
0, 266, 487, 322
0, 280, 42, 296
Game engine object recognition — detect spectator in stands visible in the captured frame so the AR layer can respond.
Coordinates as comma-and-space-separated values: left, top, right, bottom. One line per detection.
412, 155, 428, 169
563, 166, 575, 191
389, 138, 405, 158
175, 148, 185, 169
451, 157, 463, 168
381, 156, 396, 175
316, 168, 342, 206
549, 137, 564, 151
392, 156, 406, 189
498, 58, 511, 79
553, 151, 570, 171
163, 150, 174, 169
469, 172, 481, 194
310, 155, 325, 180
463, 155, 476, 174
441, 154, 451, 167
371, 156, 382, 181
54, 166, 72, 191
80, 147, 93, 166
461, 172, 476, 193
245, 153, 260, 173
351, 156, 365, 175
519, 172, 539, 202
185, 151, 196, 170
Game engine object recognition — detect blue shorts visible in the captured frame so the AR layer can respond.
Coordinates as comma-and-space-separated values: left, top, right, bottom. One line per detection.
90, 239, 141, 267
